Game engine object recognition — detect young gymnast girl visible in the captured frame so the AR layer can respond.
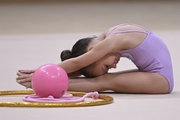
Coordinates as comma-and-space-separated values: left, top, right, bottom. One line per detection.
16, 23, 174, 94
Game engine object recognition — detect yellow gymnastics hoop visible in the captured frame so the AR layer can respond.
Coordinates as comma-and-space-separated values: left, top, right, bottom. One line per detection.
0, 90, 114, 107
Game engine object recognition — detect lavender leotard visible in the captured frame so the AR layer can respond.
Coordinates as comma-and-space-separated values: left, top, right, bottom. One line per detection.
106, 23, 174, 93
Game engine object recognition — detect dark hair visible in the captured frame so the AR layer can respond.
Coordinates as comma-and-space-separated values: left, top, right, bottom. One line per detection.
60, 36, 96, 77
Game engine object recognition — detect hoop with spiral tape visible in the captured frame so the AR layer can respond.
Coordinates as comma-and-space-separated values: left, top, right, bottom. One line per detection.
0, 90, 113, 107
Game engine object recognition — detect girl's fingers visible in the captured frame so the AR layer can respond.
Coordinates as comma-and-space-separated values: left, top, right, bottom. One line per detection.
16, 70, 33, 89
18, 69, 36, 74
16, 72, 21, 76
16, 78, 31, 83
26, 84, 32, 89
16, 75, 29, 80
16, 72, 26, 76
16, 75, 32, 82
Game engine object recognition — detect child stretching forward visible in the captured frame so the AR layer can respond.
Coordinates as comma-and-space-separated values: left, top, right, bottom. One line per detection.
17, 23, 173, 94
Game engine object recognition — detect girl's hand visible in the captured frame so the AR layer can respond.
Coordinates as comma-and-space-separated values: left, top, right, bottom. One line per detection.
16, 69, 35, 88
18, 69, 36, 74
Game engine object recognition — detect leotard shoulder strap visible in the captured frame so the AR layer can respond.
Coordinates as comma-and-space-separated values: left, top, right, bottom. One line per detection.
106, 23, 150, 36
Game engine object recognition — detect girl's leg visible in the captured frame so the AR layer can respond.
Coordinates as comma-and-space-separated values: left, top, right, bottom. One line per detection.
68, 70, 169, 94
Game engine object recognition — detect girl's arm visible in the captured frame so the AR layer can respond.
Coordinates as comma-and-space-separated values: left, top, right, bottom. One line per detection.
16, 33, 126, 88
58, 34, 127, 74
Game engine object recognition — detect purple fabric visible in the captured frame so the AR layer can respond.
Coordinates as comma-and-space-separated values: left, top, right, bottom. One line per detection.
106, 24, 174, 92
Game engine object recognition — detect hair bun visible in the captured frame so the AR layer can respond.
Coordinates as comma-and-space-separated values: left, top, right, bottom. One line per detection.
60, 50, 72, 61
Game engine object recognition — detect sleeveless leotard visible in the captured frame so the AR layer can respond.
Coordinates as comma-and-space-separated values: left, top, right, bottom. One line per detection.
106, 23, 174, 93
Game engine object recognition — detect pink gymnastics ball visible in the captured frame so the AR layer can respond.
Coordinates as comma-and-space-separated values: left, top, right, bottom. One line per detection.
32, 64, 69, 98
